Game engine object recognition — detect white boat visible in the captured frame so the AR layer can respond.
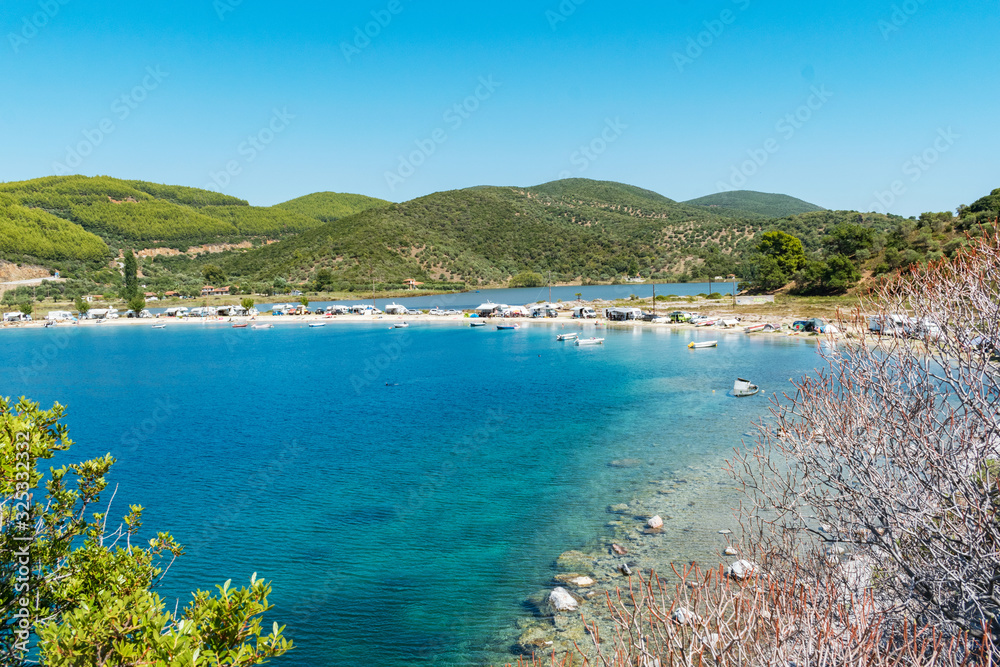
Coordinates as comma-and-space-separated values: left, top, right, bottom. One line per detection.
688, 340, 718, 349
394, 322, 409, 328
743, 323, 766, 333
251, 324, 273, 330
556, 332, 579, 341
733, 377, 759, 397
151, 324, 166, 329
308, 322, 326, 328
575, 337, 605, 346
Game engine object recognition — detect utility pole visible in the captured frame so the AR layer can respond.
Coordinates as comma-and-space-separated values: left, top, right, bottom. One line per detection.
548, 270, 552, 304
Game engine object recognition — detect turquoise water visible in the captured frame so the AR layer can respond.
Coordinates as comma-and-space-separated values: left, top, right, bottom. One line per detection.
1, 323, 821, 666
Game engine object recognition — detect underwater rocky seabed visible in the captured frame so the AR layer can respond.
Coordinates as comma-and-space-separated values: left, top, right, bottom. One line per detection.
0, 324, 821, 667
484, 448, 746, 663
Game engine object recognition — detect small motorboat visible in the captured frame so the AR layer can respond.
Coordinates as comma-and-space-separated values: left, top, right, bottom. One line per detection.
152, 324, 166, 329
688, 340, 718, 349
743, 324, 766, 333
470, 321, 486, 327
308, 322, 326, 328
575, 337, 605, 346
556, 332, 579, 341
696, 320, 717, 327
394, 322, 409, 328
733, 377, 759, 397
496, 324, 520, 330
251, 324, 273, 330
232, 323, 248, 328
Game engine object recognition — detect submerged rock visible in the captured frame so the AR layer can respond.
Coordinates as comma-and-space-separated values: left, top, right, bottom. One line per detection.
611, 543, 628, 555
608, 503, 630, 513
567, 576, 596, 588
548, 587, 580, 612
556, 550, 594, 572
608, 458, 644, 468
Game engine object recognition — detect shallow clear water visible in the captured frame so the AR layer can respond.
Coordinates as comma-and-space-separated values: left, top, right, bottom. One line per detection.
1, 323, 821, 666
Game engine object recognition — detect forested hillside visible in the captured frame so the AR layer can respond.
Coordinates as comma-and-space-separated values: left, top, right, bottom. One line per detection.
0, 194, 108, 262
0, 176, 327, 251
2, 174, 994, 305
274, 192, 390, 222
683, 190, 825, 218
219, 180, 767, 288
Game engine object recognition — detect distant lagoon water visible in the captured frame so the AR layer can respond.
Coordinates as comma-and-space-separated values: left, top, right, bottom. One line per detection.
147, 281, 735, 315
1, 322, 820, 666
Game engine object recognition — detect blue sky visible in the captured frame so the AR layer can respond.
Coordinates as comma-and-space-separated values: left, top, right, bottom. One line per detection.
1, 0, 997, 216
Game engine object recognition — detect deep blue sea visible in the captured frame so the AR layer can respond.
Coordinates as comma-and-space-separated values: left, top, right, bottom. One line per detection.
1, 322, 821, 666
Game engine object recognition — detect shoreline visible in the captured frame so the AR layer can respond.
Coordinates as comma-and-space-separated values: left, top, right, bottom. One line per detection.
0, 310, 856, 342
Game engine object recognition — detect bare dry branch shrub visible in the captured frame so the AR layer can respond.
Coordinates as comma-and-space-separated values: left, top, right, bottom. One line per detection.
731, 225, 1000, 643
508, 225, 1000, 667
510, 567, 989, 666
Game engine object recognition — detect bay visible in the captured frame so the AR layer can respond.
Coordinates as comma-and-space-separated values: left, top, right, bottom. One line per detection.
0, 322, 820, 666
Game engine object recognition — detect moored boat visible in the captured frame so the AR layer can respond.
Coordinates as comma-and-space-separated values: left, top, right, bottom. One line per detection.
308, 322, 326, 328
394, 322, 409, 328
232, 323, 248, 328
575, 337, 605, 346
251, 324, 273, 329
733, 377, 759, 397
688, 340, 718, 349
556, 332, 579, 341
496, 324, 520, 330
152, 323, 166, 329
470, 321, 486, 327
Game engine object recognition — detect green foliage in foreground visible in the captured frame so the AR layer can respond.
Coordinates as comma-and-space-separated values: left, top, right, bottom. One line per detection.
0, 397, 292, 665
683, 189, 826, 219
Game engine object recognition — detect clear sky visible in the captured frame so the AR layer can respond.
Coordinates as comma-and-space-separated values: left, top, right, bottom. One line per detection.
2, 0, 997, 216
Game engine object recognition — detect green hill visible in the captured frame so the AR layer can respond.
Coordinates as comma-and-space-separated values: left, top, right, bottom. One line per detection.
221, 180, 768, 287
0, 194, 108, 262
0, 175, 326, 252
683, 190, 825, 218
273, 192, 390, 222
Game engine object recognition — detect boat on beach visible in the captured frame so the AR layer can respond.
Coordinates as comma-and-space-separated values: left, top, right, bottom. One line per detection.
743, 323, 766, 333
575, 337, 604, 346
688, 340, 718, 349
556, 332, 579, 341
733, 377, 760, 397
695, 319, 717, 327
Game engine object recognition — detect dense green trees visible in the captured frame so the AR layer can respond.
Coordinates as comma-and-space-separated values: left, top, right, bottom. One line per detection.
0, 195, 108, 262
683, 190, 825, 218
0, 398, 292, 664
122, 249, 138, 300
509, 271, 545, 287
